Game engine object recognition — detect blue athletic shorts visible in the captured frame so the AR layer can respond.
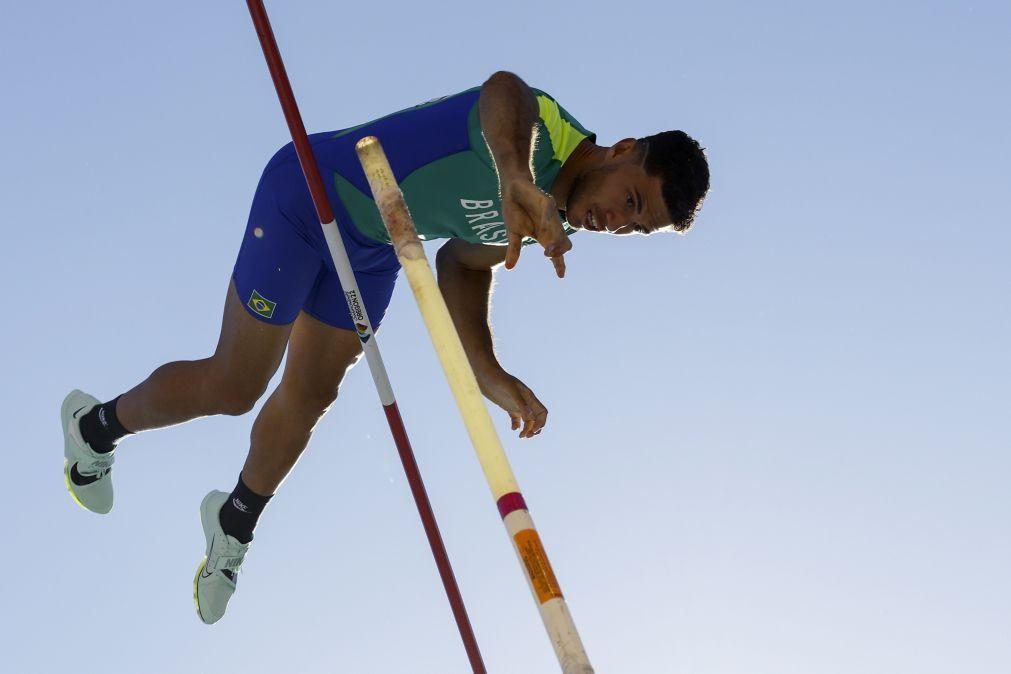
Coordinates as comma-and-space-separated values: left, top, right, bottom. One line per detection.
232, 147, 400, 330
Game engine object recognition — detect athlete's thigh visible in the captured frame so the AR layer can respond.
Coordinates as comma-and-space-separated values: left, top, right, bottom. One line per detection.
288, 253, 398, 399
282, 309, 363, 401
208, 279, 293, 394
215, 158, 325, 392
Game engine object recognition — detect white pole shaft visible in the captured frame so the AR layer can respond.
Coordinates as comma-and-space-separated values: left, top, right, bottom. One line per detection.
318, 219, 394, 404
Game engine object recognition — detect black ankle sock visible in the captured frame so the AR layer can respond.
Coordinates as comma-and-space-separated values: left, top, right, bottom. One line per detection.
219, 475, 272, 544
79, 396, 133, 454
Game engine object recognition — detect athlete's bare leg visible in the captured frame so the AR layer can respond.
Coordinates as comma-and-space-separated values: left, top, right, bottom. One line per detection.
111, 277, 361, 496
239, 310, 363, 496
115, 279, 292, 433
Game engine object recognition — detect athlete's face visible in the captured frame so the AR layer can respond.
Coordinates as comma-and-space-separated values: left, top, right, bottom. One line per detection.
566, 140, 670, 236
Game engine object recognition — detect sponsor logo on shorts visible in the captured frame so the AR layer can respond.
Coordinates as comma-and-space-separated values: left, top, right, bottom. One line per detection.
248, 290, 277, 319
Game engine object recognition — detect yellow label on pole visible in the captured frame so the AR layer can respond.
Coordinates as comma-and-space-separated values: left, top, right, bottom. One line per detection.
514, 529, 563, 604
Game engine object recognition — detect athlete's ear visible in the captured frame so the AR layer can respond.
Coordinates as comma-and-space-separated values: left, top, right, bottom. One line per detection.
605, 138, 639, 160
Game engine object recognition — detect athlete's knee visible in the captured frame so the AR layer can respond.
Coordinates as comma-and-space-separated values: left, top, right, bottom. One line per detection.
216, 394, 260, 417
299, 381, 341, 417
206, 373, 271, 417
279, 374, 341, 421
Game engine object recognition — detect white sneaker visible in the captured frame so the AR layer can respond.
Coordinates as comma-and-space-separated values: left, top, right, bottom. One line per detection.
62, 390, 115, 514
194, 490, 250, 624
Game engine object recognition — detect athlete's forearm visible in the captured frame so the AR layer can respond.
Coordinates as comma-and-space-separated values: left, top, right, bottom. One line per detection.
479, 71, 539, 184
435, 244, 503, 379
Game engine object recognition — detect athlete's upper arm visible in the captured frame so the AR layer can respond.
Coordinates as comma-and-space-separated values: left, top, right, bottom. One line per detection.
436, 239, 507, 272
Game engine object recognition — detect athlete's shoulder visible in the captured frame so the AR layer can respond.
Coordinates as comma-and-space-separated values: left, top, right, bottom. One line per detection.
528, 88, 595, 142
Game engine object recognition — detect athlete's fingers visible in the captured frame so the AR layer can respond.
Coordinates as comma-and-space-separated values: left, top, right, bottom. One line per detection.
516, 385, 548, 438
531, 407, 548, 436
505, 230, 522, 270
544, 229, 572, 257
520, 410, 537, 438
537, 202, 566, 248
521, 410, 547, 438
549, 253, 566, 278
521, 417, 535, 438
538, 206, 570, 278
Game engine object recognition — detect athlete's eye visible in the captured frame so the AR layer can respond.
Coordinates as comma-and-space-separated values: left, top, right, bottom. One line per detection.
626, 193, 635, 209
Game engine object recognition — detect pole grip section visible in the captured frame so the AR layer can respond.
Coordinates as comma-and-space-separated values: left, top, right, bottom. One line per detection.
356, 135, 426, 262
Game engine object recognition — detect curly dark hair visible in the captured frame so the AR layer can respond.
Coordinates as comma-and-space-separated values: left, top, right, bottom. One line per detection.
638, 130, 710, 232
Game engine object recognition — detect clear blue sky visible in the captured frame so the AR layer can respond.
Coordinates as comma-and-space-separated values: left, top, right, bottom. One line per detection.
3, 1, 1009, 672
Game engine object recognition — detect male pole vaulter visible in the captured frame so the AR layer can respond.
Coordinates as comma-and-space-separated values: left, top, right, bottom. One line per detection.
61, 71, 710, 623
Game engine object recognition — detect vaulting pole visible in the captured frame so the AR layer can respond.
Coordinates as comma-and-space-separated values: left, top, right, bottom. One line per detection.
357, 135, 594, 674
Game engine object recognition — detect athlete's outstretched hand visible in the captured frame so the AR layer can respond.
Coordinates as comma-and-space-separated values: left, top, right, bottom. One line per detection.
477, 367, 548, 438
500, 177, 571, 278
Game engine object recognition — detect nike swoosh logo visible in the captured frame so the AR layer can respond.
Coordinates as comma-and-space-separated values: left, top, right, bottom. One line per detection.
70, 462, 102, 486
200, 534, 217, 577
73, 406, 86, 419
200, 568, 234, 581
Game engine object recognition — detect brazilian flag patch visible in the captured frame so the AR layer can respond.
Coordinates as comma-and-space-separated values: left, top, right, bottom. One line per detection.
248, 289, 277, 319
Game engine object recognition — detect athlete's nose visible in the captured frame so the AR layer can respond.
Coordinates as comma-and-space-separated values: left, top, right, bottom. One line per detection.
604, 210, 622, 232
603, 210, 614, 230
